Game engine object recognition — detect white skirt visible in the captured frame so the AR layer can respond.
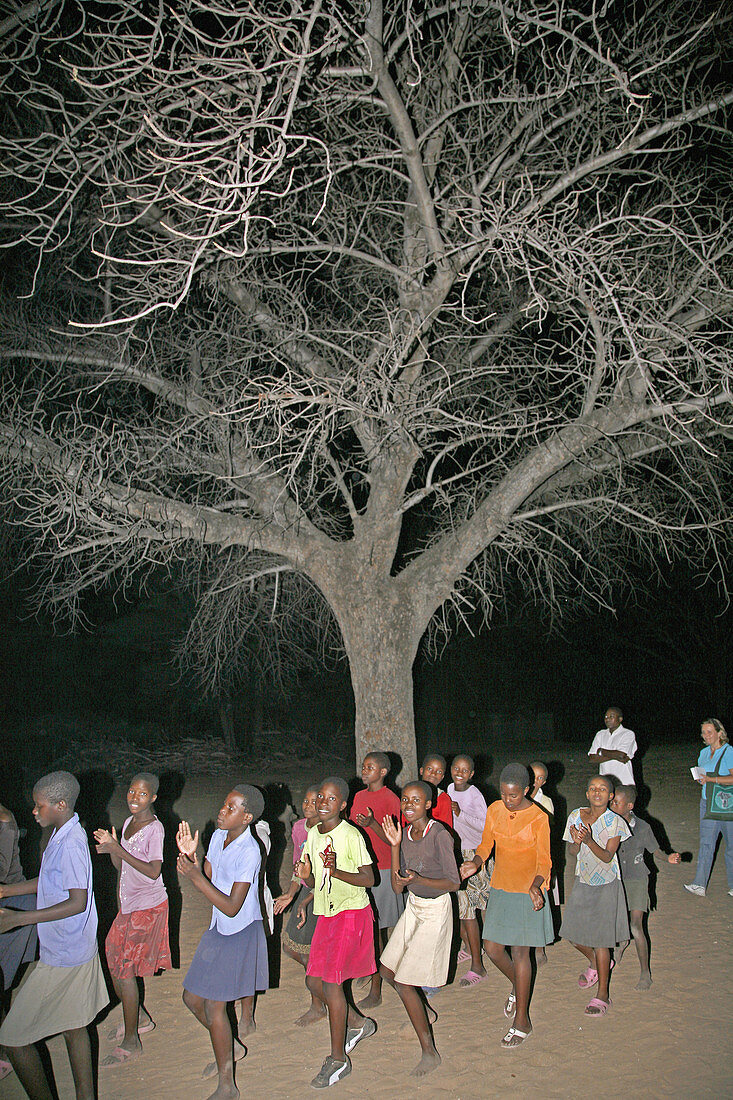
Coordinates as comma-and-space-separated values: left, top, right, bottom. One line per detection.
380, 892, 453, 987
0, 954, 109, 1046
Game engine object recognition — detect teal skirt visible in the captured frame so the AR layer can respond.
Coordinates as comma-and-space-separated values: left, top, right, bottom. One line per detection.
482, 887, 554, 947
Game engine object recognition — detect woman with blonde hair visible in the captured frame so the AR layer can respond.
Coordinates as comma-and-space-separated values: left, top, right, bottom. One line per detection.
685, 719, 733, 897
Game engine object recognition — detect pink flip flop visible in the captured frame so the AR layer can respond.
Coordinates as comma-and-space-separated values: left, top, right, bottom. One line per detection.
101, 1046, 141, 1069
108, 1017, 156, 1042
578, 967, 598, 988
0, 1059, 13, 1081
456, 948, 471, 963
459, 969, 488, 987
578, 960, 614, 988
584, 997, 611, 1017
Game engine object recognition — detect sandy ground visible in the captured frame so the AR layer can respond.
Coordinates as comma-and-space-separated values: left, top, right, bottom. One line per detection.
3, 742, 731, 1100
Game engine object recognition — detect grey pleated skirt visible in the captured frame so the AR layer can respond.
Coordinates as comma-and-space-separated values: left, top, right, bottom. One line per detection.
560, 878, 630, 947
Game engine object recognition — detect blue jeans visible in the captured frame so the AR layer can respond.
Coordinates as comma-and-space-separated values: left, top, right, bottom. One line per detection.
692, 799, 733, 889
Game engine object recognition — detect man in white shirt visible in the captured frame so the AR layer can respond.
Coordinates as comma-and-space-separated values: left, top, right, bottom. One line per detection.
588, 707, 637, 786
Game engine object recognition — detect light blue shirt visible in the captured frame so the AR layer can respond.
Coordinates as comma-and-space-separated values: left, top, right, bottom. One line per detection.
697, 744, 733, 801
206, 826, 262, 935
37, 813, 98, 967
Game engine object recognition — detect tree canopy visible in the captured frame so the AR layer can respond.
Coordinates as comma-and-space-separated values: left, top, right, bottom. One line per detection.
1, 0, 732, 774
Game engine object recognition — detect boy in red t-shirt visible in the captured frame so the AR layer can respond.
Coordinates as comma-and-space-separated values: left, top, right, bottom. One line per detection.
350, 752, 402, 1009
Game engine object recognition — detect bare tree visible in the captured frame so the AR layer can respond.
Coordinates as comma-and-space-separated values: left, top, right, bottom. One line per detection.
1, 0, 732, 777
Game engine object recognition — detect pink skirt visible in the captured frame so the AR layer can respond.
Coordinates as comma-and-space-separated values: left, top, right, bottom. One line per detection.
306, 906, 376, 985
105, 899, 172, 979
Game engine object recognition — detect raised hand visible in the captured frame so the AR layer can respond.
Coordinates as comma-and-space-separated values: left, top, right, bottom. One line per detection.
381, 815, 401, 847
176, 821, 199, 858
93, 826, 118, 854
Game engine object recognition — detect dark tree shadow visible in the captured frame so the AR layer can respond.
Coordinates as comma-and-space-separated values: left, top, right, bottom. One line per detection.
156, 770, 186, 969
76, 769, 117, 956
546, 760, 567, 907
473, 751, 498, 805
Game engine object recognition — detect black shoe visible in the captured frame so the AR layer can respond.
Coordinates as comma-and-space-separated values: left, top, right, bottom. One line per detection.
310, 1056, 352, 1088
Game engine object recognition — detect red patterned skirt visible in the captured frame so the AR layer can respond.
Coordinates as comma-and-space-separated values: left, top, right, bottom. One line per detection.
105, 899, 172, 979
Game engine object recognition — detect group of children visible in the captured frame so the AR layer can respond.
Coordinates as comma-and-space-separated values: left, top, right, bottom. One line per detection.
0, 753, 681, 1098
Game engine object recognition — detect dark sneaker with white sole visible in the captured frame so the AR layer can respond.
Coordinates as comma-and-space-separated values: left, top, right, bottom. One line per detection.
310, 1056, 352, 1088
344, 1016, 376, 1053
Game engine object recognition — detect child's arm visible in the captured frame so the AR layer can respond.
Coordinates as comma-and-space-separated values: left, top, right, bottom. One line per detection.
383, 814, 409, 893
406, 831, 461, 894
461, 805, 493, 878
454, 788, 488, 834
177, 851, 251, 917
528, 875, 545, 910
354, 807, 391, 846
93, 827, 162, 880
0, 887, 87, 933
576, 822, 620, 864
273, 878, 301, 915
0, 877, 39, 899
294, 852, 315, 889
295, 890, 314, 928
655, 848, 681, 864
321, 845, 374, 888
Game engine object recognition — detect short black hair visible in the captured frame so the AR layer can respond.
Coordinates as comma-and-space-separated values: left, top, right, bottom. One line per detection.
320, 775, 350, 803
130, 772, 160, 795
420, 753, 446, 770
232, 784, 265, 823
452, 754, 475, 770
365, 752, 390, 774
33, 771, 80, 810
614, 784, 636, 803
402, 780, 433, 803
500, 763, 530, 790
587, 774, 614, 794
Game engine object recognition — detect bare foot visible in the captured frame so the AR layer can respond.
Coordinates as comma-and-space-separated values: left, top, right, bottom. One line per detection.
205, 1083, 239, 1100
202, 1041, 246, 1080
411, 1049, 441, 1076
295, 1003, 327, 1027
238, 1018, 256, 1040
357, 992, 382, 1011
635, 973, 652, 990
399, 1004, 437, 1039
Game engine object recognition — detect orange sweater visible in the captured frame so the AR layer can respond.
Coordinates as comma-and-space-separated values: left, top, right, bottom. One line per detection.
475, 801, 551, 893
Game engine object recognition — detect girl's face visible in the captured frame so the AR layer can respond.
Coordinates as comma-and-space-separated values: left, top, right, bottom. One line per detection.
420, 759, 445, 786
127, 780, 156, 816
701, 722, 721, 747
451, 758, 473, 790
316, 783, 345, 824
401, 785, 431, 824
500, 782, 528, 812
587, 778, 613, 809
531, 770, 547, 795
302, 790, 319, 823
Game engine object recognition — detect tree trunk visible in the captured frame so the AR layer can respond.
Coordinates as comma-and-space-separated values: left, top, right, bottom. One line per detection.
330, 591, 424, 784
